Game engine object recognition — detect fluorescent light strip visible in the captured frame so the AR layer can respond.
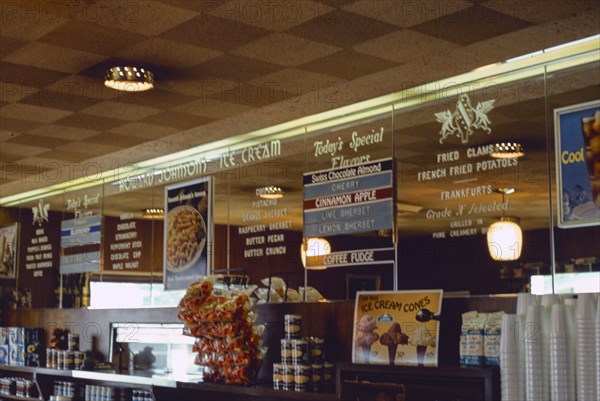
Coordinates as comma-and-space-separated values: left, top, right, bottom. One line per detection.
1, 36, 598, 206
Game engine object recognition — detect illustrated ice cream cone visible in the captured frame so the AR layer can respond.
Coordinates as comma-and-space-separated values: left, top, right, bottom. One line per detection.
360, 344, 372, 363
355, 315, 379, 364
416, 345, 427, 366
387, 344, 398, 365
410, 326, 436, 367
380, 322, 408, 365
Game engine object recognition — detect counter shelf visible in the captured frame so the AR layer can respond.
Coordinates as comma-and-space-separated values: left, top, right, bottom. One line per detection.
0, 393, 43, 401
336, 362, 499, 401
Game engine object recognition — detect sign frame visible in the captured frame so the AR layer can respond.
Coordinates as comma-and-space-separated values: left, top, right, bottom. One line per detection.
554, 99, 600, 228
163, 176, 213, 290
0, 223, 19, 279
352, 290, 443, 367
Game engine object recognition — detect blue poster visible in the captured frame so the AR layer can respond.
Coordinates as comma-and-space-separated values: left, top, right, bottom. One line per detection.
554, 100, 600, 228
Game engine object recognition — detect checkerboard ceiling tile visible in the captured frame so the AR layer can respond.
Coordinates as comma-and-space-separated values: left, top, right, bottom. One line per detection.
0, 0, 598, 213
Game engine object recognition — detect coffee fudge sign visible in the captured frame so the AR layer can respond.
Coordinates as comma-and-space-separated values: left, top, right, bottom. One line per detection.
353, 290, 443, 367
554, 100, 600, 228
303, 158, 394, 238
317, 247, 395, 269
164, 177, 213, 290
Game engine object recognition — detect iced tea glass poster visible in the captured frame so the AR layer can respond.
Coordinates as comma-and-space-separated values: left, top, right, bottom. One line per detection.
352, 290, 443, 366
554, 100, 600, 228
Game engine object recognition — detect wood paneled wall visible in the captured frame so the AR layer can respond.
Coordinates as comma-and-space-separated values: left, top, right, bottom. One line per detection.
2, 296, 516, 383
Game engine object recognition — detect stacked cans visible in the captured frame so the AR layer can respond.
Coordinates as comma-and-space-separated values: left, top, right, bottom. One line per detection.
273, 314, 334, 393
131, 389, 153, 401
84, 384, 119, 401
46, 333, 84, 370
54, 380, 77, 399
0, 377, 37, 398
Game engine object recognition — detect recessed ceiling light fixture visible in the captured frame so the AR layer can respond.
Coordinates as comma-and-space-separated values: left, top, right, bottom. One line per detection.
490, 142, 524, 159
142, 208, 164, 219
256, 186, 284, 199
105, 66, 154, 92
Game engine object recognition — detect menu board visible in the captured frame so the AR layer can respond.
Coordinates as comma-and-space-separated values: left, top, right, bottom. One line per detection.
104, 215, 161, 274
352, 290, 443, 366
18, 201, 61, 307
397, 94, 525, 241
239, 194, 292, 260
303, 158, 394, 238
60, 215, 102, 274
164, 177, 212, 290
554, 100, 600, 228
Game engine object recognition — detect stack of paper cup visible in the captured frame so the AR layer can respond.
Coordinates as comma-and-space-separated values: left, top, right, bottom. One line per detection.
524, 305, 544, 401
540, 301, 551, 401
563, 298, 577, 401
595, 294, 600, 399
575, 293, 597, 401
542, 294, 560, 308
517, 292, 536, 316
550, 304, 569, 401
500, 314, 524, 401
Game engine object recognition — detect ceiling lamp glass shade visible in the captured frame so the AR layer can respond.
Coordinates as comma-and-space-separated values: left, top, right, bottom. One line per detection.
142, 208, 164, 219
105, 66, 154, 92
487, 217, 523, 261
490, 142, 524, 158
256, 186, 284, 199
301, 237, 331, 269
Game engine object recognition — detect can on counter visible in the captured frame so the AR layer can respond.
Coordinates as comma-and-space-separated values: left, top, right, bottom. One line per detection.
74, 351, 84, 370
284, 314, 301, 339
323, 362, 335, 392
65, 351, 75, 370
68, 333, 79, 351
294, 364, 312, 392
280, 339, 293, 364
24, 380, 37, 398
309, 337, 325, 363
56, 350, 64, 370
53, 381, 62, 396
281, 364, 295, 391
291, 339, 308, 364
272, 363, 284, 390
46, 348, 54, 368
311, 363, 324, 392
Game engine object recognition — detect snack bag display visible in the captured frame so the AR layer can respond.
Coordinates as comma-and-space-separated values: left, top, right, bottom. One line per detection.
460, 311, 487, 366
483, 311, 504, 366
352, 290, 443, 366
178, 277, 265, 385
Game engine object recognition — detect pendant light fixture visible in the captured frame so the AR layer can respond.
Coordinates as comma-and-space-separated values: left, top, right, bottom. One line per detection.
490, 142, 524, 158
256, 186, 284, 199
487, 188, 523, 261
300, 237, 331, 269
104, 66, 154, 92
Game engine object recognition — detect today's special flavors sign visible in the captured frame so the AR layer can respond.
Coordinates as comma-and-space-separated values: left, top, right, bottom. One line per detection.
352, 290, 443, 367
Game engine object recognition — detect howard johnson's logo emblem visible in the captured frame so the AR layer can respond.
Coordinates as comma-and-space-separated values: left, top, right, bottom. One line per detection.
435, 94, 495, 144
32, 199, 50, 226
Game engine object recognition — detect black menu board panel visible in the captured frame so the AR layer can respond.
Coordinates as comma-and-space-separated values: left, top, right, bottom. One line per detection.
103, 215, 163, 275
18, 204, 61, 308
